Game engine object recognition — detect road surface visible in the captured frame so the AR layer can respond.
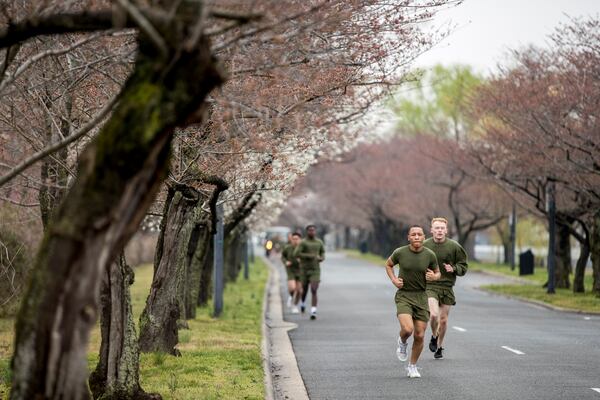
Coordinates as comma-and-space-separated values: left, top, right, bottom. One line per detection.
278, 251, 600, 400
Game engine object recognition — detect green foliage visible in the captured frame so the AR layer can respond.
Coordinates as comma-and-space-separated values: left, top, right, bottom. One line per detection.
390, 64, 483, 140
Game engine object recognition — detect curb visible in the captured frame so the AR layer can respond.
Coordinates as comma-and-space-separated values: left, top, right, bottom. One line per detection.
261, 256, 309, 400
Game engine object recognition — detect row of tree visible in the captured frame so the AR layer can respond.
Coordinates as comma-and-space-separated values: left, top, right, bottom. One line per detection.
0, 1, 457, 399
280, 16, 600, 296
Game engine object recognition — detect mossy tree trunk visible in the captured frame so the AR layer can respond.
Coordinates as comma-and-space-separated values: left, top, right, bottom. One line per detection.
8, 6, 223, 399
138, 187, 201, 355
591, 210, 600, 297
89, 254, 159, 400
139, 177, 227, 353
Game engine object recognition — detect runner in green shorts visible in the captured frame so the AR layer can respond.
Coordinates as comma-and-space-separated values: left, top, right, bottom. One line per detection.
294, 225, 325, 320
385, 225, 440, 378
281, 232, 303, 314
424, 217, 468, 359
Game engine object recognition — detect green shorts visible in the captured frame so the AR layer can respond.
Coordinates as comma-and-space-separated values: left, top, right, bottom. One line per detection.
394, 290, 429, 322
285, 265, 301, 281
426, 285, 456, 306
300, 267, 320, 284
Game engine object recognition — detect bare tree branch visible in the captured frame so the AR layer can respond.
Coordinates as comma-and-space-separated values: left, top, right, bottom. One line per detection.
0, 96, 118, 187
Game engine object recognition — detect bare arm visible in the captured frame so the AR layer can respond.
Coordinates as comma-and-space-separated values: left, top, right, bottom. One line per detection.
385, 257, 403, 289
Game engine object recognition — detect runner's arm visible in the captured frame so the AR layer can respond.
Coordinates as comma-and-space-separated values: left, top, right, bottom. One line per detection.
453, 245, 468, 276
318, 242, 325, 261
385, 257, 403, 288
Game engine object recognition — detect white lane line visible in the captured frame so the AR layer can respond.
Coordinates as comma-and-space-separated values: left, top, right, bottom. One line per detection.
452, 326, 467, 332
584, 316, 591, 320
501, 346, 525, 355
591, 388, 600, 394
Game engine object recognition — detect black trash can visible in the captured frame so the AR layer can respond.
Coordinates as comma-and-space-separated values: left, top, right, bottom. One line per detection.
519, 249, 534, 275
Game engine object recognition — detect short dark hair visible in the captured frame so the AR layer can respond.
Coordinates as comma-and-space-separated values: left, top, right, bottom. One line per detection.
306, 224, 316, 230
408, 224, 424, 232
292, 232, 302, 238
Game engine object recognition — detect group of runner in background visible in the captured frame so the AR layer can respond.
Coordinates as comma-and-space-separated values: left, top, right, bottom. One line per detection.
280, 225, 325, 320
278, 217, 467, 378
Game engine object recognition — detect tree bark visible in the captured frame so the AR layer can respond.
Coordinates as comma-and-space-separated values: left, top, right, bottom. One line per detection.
224, 228, 244, 283
89, 254, 160, 400
554, 223, 571, 289
572, 239, 589, 293
9, 12, 223, 399
138, 188, 201, 354
591, 209, 600, 297
197, 239, 214, 307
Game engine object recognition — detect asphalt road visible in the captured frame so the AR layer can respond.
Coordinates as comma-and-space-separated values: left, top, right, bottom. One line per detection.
278, 251, 600, 400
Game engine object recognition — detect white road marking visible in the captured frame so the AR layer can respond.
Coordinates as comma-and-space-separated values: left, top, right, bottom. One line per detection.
591, 388, 600, 394
584, 316, 591, 320
452, 326, 467, 332
501, 346, 525, 355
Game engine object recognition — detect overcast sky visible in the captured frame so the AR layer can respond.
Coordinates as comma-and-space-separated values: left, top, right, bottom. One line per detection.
414, 0, 600, 75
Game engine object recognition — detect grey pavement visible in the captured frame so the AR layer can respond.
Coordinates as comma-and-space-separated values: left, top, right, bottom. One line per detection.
277, 251, 600, 400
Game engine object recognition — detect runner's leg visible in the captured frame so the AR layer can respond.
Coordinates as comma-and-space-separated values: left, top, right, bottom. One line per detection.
437, 304, 451, 347
428, 297, 440, 337
410, 320, 427, 365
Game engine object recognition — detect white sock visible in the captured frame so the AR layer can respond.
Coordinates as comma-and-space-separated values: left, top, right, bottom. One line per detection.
310, 306, 317, 313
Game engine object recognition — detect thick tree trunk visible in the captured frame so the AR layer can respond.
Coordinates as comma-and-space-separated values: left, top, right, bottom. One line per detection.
89, 255, 160, 400
591, 210, 600, 297
197, 239, 214, 307
555, 223, 571, 289
572, 240, 589, 293
10, 22, 223, 400
224, 229, 244, 283
138, 188, 199, 354
185, 214, 210, 319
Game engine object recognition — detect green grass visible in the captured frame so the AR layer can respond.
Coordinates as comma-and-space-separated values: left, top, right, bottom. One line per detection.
0, 259, 268, 399
344, 248, 600, 313
482, 284, 600, 313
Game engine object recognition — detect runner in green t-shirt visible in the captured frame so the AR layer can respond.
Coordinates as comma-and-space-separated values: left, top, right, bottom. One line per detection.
385, 225, 440, 378
281, 232, 303, 314
294, 225, 325, 320
424, 217, 468, 359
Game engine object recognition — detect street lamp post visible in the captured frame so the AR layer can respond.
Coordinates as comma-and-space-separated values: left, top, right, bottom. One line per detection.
509, 202, 517, 270
546, 181, 556, 294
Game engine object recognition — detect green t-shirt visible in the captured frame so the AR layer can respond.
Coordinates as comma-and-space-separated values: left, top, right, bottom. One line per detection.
423, 237, 468, 288
294, 238, 325, 269
281, 243, 299, 270
389, 246, 438, 291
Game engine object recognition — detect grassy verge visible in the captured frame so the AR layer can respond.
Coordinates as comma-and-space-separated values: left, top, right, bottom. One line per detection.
344, 248, 600, 313
0, 258, 268, 400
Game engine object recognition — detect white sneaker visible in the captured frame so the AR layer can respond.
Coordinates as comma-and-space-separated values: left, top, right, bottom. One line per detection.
406, 364, 421, 378
396, 338, 408, 362
291, 306, 300, 314
286, 296, 292, 308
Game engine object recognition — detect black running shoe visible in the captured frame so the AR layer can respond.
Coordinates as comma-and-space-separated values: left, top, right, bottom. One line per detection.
434, 347, 444, 359
300, 305, 305, 314
429, 336, 438, 352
